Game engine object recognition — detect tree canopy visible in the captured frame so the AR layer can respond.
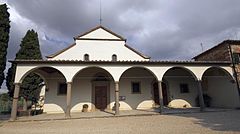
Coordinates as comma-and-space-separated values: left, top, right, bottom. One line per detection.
0, 4, 10, 88
6, 29, 43, 101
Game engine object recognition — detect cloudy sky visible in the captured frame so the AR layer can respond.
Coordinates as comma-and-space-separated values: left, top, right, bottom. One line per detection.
0, 0, 240, 91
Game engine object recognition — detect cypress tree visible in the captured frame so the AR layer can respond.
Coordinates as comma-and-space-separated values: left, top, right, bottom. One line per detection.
6, 30, 43, 105
0, 4, 10, 88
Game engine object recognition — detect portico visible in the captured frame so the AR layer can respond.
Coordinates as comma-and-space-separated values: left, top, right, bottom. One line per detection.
9, 26, 240, 121
10, 60, 239, 120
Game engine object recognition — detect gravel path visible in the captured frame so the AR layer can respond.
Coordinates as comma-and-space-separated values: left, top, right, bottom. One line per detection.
0, 110, 239, 134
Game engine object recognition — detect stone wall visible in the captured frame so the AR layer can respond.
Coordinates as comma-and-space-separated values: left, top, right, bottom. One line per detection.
194, 44, 230, 61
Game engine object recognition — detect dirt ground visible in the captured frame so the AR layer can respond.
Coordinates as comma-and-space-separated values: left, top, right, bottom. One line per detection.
0, 110, 239, 134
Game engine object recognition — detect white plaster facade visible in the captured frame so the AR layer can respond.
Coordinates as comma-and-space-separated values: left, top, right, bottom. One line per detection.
11, 26, 240, 118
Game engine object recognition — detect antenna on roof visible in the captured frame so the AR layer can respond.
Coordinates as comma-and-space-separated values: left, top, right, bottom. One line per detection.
99, 0, 102, 25
200, 43, 204, 52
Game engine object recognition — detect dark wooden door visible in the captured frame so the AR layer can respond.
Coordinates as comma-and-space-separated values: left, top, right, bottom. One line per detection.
95, 86, 107, 110
153, 82, 168, 106
153, 82, 160, 105
162, 82, 168, 106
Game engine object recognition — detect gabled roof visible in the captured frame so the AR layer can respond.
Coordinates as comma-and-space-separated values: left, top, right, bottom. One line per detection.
46, 43, 150, 59
46, 43, 76, 58
125, 44, 150, 59
193, 40, 240, 59
74, 25, 126, 41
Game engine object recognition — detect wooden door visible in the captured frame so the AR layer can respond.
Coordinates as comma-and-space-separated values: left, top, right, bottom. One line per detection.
153, 82, 160, 105
162, 82, 168, 106
95, 86, 107, 110
153, 82, 168, 106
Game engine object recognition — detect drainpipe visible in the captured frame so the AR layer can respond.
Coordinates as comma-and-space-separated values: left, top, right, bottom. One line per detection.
228, 44, 240, 100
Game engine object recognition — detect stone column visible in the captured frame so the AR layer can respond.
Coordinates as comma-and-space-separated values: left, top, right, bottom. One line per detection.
197, 80, 205, 111
10, 83, 21, 121
65, 82, 72, 118
158, 81, 164, 114
115, 81, 120, 115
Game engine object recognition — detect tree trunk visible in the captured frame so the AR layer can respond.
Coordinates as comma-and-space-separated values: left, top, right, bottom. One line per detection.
23, 98, 27, 111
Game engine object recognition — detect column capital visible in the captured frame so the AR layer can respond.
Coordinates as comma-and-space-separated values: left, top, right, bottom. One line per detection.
115, 81, 119, 84
14, 83, 21, 86
66, 82, 72, 84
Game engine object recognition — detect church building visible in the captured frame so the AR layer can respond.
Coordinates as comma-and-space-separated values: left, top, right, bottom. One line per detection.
10, 26, 240, 120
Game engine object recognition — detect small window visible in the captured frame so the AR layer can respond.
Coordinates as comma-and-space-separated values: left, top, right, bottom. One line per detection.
84, 54, 89, 61
233, 53, 240, 64
58, 83, 67, 95
132, 82, 141, 94
180, 84, 189, 93
112, 54, 117, 61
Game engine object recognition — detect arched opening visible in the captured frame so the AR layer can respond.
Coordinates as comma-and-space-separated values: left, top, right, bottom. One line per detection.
84, 54, 89, 61
112, 54, 117, 61
71, 67, 114, 112
162, 67, 198, 108
202, 67, 240, 108
18, 67, 67, 115
119, 67, 158, 110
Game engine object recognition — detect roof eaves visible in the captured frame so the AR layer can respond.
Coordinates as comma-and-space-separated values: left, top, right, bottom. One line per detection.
46, 43, 76, 58
125, 44, 150, 59
74, 25, 126, 41
193, 40, 240, 59
10, 59, 231, 65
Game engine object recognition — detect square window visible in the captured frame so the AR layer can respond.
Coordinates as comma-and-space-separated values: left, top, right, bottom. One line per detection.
58, 83, 67, 95
233, 53, 240, 64
180, 84, 189, 93
132, 82, 141, 94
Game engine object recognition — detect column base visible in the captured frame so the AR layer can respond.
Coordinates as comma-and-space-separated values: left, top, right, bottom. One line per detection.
9, 117, 17, 121
65, 115, 71, 118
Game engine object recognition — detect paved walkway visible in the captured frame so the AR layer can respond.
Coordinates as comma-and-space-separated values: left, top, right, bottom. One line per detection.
0, 110, 239, 134
2, 107, 231, 122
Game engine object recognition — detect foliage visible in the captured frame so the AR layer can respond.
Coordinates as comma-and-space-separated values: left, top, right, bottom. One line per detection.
6, 30, 43, 102
0, 4, 10, 88
0, 93, 10, 102
0, 93, 11, 113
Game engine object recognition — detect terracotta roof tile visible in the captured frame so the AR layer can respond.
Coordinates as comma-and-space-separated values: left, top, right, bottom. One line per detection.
10, 59, 231, 65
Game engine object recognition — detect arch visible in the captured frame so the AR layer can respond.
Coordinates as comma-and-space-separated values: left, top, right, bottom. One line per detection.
16, 66, 67, 114
201, 66, 239, 108
162, 66, 198, 81
19, 66, 67, 83
119, 66, 159, 81
71, 66, 115, 111
162, 66, 199, 108
118, 66, 158, 110
71, 66, 115, 82
201, 66, 235, 81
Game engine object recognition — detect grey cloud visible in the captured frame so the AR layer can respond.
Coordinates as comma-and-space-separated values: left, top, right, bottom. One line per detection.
4, 0, 240, 61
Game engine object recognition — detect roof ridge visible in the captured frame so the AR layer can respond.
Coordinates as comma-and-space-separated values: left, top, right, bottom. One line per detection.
193, 39, 240, 59
74, 25, 126, 41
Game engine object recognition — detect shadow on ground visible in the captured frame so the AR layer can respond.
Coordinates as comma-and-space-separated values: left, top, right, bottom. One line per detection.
0, 114, 10, 121
171, 109, 240, 132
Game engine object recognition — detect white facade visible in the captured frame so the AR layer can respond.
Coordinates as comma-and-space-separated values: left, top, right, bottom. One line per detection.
11, 26, 240, 118
47, 26, 149, 61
